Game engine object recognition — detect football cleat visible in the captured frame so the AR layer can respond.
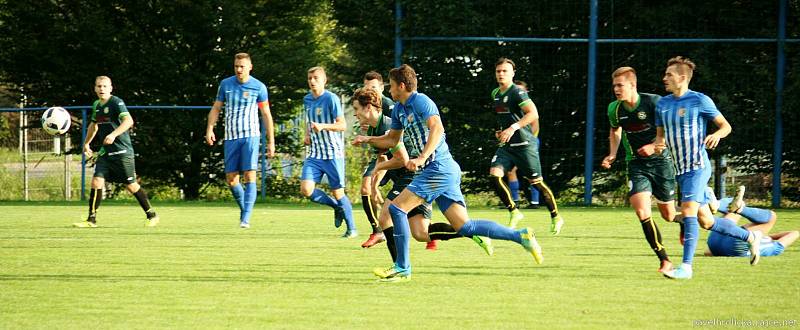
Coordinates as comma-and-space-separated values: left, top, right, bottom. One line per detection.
729, 185, 746, 214
662, 266, 692, 280
425, 240, 438, 251
471, 236, 494, 256
240, 222, 250, 229
705, 187, 720, 214
550, 215, 564, 235
519, 227, 543, 264
373, 265, 411, 282
508, 208, 524, 229
657, 260, 673, 274
73, 220, 98, 228
341, 230, 358, 238
749, 230, 762, 266
361, 233, 386, 248
334, 208, 345, 228
145, 213, 160, 227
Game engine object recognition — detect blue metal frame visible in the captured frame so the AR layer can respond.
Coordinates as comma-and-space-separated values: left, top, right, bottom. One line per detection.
393, 0, 796, 206
583, 0, 598, 205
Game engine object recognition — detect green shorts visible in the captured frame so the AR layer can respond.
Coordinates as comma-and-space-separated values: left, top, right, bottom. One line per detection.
627, 157, 675, 202
491, 142, 542, 180
94, 155, 137, 184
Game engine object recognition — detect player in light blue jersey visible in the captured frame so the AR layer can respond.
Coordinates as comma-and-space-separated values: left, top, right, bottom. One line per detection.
354, 64, 543, 282
300, 66, 357, 238
704, 186, 797, 259
206, 53, 275, 229
654, 56, 760, 280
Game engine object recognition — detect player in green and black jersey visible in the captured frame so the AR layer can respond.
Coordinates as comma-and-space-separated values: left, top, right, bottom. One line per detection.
489, 58, 563, 235
73, 76, 159, 228
601, 66, 677, 273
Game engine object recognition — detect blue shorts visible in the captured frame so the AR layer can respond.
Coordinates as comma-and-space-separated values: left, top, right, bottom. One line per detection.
677, 166, 712, 204
406, 157, 465, 213
224, 136, 260, 173
708, 229, 785, 257
301, 158, 345, 189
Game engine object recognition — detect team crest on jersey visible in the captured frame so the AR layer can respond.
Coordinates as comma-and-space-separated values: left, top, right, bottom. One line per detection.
637, 112, 647, 120
503, 96, 508, 103
316, 107, 322, 116
407, 114, 414, 123
103, 107, 109, 114
678, 108, 686, 117
243, 91, 250, 98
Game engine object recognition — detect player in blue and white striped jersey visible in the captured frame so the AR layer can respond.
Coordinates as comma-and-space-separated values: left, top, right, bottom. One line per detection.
300, 67, 357, 238
654, 56, 761, 280
354, 64, 543, 282
206, 53, 275, 229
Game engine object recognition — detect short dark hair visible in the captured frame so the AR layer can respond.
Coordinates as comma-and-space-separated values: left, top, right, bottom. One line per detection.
667, 56, 696, 81
495, 57, 516, 70
363, 71, 383, 82
388, 64, 417, 92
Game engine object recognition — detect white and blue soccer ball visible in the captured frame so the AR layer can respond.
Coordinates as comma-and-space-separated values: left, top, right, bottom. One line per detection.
41, 106, 71, 135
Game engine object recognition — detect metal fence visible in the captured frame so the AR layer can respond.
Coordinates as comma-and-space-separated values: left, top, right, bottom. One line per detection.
392, 0, 798, 207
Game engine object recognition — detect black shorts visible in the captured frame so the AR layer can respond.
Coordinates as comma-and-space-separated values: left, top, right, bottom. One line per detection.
94, 155, 137, 184
491, 142, 542, 180
627, 157, 675, 202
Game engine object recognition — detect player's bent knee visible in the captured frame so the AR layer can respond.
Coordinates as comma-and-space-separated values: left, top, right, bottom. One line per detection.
126, 182, 141, 193
489, 167, 504, 177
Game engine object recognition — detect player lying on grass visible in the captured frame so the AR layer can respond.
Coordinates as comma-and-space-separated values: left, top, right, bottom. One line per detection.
351, 87, 493, 259
703, 186, 797, 258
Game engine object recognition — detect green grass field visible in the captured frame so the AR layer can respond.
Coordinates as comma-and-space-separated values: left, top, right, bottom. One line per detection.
1, 201, 798, 329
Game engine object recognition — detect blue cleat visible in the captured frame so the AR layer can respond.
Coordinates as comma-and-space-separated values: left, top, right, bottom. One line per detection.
662, 266, 693, 280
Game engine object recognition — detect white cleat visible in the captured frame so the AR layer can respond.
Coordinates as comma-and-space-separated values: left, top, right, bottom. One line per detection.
749, 230, 762, 266
729, 185, 746, 214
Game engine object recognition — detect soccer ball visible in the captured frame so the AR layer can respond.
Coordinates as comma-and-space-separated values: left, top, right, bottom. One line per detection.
41, 107, 71, 135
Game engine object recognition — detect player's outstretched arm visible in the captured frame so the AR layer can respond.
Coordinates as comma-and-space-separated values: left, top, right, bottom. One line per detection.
354, 129, 402, 150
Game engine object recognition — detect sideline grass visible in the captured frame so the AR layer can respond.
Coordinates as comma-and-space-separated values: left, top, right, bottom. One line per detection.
0, 202, 798, 329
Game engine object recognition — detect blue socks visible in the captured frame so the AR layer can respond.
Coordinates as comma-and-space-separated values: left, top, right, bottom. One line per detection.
241, 182, 257, 224
682, 216, 699, 265
230, 184, 244, 211
738, 207, 772, 224
310, 189, 338, 208
530, 185, 540, 204
508, 180, 520, 201
388, 204, 411, 271
710, 217, 751, 241
457, 220, 522, 244
337, 195, 356, 231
